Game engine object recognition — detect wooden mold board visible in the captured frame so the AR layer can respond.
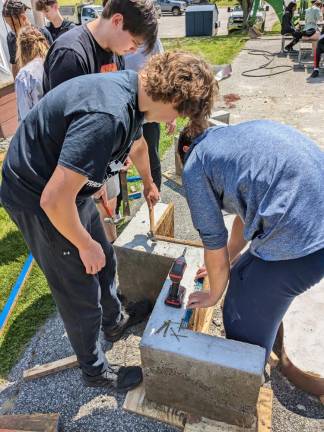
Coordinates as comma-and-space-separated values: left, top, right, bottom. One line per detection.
162, 169, 182, 187
123, 384, 273, 432
154, 202, 175, 238
0, 414, 59, 432
23, 355, 78, 381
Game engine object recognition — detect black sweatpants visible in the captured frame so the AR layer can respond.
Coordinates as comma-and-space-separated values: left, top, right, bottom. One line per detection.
4, 199, 121, 377
223, 248, 324, 362
143, 122, 161, 191
315, 37, 324, 68
285, 29, 303, 48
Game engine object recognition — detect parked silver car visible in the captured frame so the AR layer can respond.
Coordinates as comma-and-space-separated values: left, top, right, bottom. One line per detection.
157, 0, 187, 16
227, 3, 267, 32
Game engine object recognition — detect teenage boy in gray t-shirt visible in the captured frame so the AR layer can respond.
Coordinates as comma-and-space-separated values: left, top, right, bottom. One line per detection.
179, 120, 324, 361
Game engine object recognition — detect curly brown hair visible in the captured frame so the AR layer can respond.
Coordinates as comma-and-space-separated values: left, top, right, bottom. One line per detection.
143, 51, 218, 127
16, 25, 49, 69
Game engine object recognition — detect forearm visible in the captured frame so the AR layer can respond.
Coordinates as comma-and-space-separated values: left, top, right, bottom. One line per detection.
41, 194, 92, 251
129, 136, 153, 187
204, 248, 230, 304
227, 215, 247, 263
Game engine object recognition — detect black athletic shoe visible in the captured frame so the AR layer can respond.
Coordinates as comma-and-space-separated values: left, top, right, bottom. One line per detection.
284, 47, 298, 54
310, 69, 319, 78
104, 300, 152, 342
82, 365, 143, 391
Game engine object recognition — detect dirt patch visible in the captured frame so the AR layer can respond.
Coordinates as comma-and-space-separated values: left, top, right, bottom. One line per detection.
223, 93, 241, 109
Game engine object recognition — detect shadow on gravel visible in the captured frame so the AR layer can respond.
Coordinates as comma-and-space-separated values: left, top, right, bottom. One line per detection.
163, 179, 186, 198
271, 367, 324, 419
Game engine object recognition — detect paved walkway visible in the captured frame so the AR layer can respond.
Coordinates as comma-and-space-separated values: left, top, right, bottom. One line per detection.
219, 36, 324, 150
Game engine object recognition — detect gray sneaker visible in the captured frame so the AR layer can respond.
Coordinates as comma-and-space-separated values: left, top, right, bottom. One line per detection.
82, 365, 143, 391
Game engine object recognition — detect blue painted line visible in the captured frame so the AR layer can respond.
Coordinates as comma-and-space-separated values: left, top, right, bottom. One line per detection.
0, 253, 33, 330
127, 175, 142, 183
129, 192, 142, 200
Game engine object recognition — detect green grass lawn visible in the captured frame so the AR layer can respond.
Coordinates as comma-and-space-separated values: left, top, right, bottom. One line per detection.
0, 35, 245, 382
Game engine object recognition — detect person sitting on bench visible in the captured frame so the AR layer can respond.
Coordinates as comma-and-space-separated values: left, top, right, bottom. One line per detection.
281, 2, 302, 52
178, 120, 324, 362
303, 0, 323, 38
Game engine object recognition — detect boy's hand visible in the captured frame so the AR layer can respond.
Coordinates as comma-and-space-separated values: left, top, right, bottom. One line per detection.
144, 182, 160, 209
79, 239, 106, 274
187, 291, 218, 309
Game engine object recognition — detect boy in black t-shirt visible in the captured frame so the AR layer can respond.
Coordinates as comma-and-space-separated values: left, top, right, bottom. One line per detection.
35, 0, 75, 41
42, 0, 158, 243
1, 52, 217, 390
2, 0, 53, 78
43, 0, 157, 93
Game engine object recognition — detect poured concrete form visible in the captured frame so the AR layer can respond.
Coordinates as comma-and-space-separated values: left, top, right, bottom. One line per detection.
140, 249, 266, 427
281, 278, 324, 396
114, 202, 236, 304
114, 203, 202, 303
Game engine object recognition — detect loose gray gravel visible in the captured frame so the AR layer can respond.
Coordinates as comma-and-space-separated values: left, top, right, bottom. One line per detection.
1, 146, 323, 432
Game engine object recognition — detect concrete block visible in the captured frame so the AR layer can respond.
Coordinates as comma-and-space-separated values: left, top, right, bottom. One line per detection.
211, 110, 230, 125
114, 203, 203, 303
140, 250, 266, 427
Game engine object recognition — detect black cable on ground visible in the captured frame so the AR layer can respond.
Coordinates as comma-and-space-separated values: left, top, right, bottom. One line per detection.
241, 48, 293, 77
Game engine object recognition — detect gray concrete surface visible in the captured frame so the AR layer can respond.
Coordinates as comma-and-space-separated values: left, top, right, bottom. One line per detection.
219, 36, 324, 150
115, 202, 202, 303
158, 6, 277, 38
141, 250, 265, 427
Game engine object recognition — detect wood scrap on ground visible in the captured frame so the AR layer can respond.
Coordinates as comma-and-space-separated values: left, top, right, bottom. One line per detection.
23, 355, 78, 381
0, 414, 59, 432
162, 169, 182, 187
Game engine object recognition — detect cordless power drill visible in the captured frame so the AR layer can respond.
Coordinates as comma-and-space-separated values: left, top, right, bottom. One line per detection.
165, 248, 187, 308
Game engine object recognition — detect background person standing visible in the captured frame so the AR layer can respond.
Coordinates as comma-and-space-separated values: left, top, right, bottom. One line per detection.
35, 0, 75, 41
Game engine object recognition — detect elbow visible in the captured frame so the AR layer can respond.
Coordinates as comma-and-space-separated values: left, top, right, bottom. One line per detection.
40, 189, 56, 214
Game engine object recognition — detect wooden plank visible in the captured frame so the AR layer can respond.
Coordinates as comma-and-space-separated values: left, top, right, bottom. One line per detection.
120, 171, 130, 217
23, 355, 78, 381
154, 235, 203, 248
123, 383, 187, 429
257, 387, 273, 432
162, 169, 182, 187
268, 352, 279, 368
124, 384, 273, 432
191, 278, 215, 334
154, 202, 174, 238
0, 429, 35, 431
184, 417, 250, 432
0, 414, 59, 432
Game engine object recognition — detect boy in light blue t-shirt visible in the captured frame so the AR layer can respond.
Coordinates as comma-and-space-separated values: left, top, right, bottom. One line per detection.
179, 120, 324, 361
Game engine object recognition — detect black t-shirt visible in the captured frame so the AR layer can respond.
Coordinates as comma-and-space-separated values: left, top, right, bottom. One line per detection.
6, 27, 53, 65
1, 71, 143, 213
43, 24, 124, 93
46, 19, 75, 41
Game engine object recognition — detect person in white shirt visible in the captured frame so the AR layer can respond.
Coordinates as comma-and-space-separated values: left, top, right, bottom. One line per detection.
15, 25, 49, 121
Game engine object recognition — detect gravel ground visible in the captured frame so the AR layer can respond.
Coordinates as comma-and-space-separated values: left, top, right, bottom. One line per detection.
1, 146, 323, 432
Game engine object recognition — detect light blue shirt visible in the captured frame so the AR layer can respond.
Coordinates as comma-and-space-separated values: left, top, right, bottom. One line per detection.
304, 6, 322, 31
15, 57, 44, 121
124, 39, 164, 72
182, 120, 324, 261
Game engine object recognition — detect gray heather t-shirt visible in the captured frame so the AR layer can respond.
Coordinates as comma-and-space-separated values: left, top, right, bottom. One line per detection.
182, 120, 324, 261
